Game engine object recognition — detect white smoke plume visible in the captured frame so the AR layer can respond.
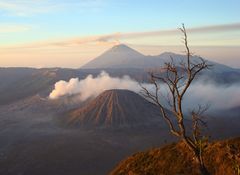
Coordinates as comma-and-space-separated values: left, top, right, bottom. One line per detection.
184, 82, 240, 111
145, 82, 240, 111
49, 71, 141, 101
49, 71, 240, 111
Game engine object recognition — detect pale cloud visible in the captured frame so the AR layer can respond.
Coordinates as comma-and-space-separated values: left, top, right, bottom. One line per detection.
1, 22, 240, 50
0, 23, 31, 33
0, 33, 120, 50
0, 0, 105, 16
101, 23, 240, 41
188, 23, 240, 33
0, 0, 56, 16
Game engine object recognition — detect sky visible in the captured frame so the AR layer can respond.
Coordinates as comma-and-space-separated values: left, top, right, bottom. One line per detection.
0, 0, 240, 68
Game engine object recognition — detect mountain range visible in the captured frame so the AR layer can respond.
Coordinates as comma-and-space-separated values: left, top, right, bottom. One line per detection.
82, 44, 237, 73
0, 44, 238, 107
0, 44, 239, 106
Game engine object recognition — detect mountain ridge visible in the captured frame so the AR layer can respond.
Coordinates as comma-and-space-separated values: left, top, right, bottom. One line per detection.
81, 44, 235, 72
110, 137, 240, 175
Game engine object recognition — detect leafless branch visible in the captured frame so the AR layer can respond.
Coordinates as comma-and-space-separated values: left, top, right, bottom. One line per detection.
141, 24, 211, 175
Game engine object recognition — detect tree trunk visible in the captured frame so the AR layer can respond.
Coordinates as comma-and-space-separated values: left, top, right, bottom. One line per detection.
199, 162, 210, 175
196, 153, 210, 175
183, 139, 210, 175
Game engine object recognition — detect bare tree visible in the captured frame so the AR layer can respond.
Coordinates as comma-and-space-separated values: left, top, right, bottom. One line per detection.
141, 24, 211, 175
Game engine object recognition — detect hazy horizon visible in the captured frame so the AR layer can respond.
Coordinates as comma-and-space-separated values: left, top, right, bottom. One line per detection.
1, 44, 240, 69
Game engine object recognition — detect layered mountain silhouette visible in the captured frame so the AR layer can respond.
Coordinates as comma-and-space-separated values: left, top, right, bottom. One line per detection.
66, 89, 162, 127
81, 44, 235, 73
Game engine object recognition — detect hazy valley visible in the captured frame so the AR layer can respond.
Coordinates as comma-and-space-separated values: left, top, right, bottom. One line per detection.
0, 44, 239, 174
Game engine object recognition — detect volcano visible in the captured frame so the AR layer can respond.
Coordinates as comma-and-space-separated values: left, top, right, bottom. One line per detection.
66, 89, 162, 127
81, 44, 147, 69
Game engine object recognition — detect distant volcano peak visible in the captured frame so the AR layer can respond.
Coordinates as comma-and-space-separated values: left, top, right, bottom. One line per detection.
105, 44, 143, 55
110, 44, 135, 51
81, 44, 145, 69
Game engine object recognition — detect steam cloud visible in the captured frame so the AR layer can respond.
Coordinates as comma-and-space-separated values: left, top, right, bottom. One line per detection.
184, 82, 240, 110
49, 71, 141, 101
49, 71, 240, 111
